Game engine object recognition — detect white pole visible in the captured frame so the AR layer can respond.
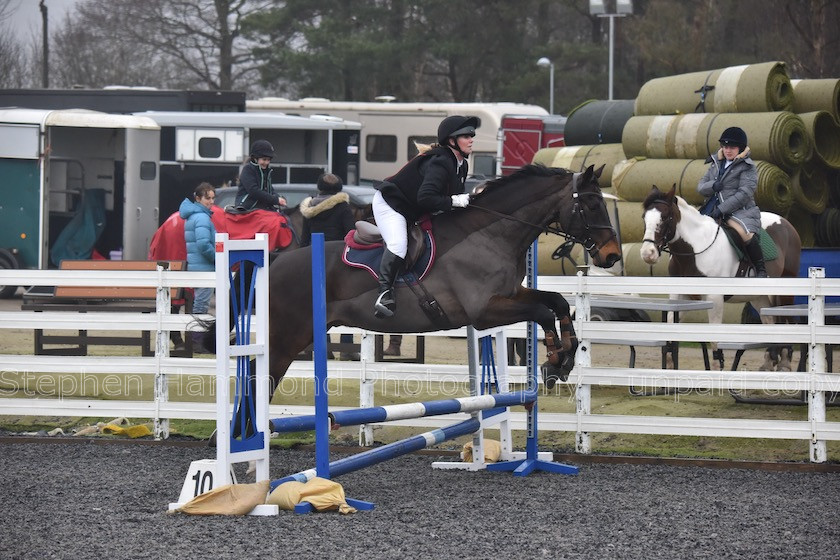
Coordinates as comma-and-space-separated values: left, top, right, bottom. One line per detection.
549, 63, 555, 115
608, 15, 615, 101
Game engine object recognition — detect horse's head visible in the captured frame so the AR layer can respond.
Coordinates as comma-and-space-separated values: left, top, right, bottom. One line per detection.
561, 164, 621, 269
640, 184, 680, 264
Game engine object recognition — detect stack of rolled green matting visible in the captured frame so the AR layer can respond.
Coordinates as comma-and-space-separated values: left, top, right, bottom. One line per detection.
564, 100, 635, 146
611, 158, 793, 215
791, 166, 831, 214
797, 111, 840, 169
815, 208, 840, 246
621, 112, 812, 172
634, 61, 793, 115
532, 144, 626, 188
786, 206, 816, 247
791, 78, 840, 124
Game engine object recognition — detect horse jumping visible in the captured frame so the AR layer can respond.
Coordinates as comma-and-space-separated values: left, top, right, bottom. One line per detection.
639, 185, 802, 371
206, 164, 621, 392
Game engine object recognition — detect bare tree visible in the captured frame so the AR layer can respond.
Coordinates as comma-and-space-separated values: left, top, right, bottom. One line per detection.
50, 3, 181, 88
0, 0, 38, 88
114, 0, 274, 92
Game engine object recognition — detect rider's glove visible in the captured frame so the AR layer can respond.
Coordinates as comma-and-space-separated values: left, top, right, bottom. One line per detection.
712, 180, 723, 193
451, 193, 471, 208
710, 206, 723, 220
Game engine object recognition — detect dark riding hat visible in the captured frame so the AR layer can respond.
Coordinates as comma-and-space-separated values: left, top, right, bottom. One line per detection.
719, 127, 747, 150
437, 115, 479, 145
250, 139, 275, 159
317, 173, 343, 194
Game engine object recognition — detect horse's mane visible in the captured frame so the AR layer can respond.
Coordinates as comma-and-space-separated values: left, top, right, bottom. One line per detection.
472, 164, 571, 201
641, 188, 668, 209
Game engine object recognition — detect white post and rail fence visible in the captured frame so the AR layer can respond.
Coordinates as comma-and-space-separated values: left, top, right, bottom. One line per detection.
0, 265, 838, 462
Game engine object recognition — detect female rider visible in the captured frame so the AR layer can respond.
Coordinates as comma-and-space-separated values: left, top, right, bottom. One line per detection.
697, 126, 766, 277
372, 115, 478, 318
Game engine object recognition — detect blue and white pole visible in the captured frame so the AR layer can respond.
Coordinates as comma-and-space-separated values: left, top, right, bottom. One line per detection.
270, 390, 536, 433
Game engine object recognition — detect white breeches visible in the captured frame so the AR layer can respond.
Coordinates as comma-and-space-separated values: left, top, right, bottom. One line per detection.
372, 191, 408, 258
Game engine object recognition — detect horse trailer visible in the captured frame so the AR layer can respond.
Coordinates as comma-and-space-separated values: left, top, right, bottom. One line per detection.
131, 111, 362, 224
0, 108, 161, 288
246, 99, 551, 181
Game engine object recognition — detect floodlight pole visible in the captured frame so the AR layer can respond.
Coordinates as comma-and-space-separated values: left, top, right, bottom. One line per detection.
536, 57, 555, 115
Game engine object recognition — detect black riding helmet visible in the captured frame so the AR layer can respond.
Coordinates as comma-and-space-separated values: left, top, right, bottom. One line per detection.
437, 115, 480, 145
719, 127, 747, 151
250, 139, 275, 159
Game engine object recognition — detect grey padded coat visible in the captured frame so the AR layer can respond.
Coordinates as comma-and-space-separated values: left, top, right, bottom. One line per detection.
697, 147, 761, 234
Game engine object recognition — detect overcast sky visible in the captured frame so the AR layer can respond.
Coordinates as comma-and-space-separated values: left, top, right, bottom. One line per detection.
5, 0, 78, 43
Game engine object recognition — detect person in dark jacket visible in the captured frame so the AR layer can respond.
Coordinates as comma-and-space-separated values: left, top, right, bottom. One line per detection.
300, 173, 359, 359
697, 126, 766, 277
235, 140, 287, 211
371, 115, 478, 318
179, 182, 217, 352
300, 173, 356, 247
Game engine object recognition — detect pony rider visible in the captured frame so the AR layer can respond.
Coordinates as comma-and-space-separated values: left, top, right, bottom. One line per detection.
371, 115, 477, 318
697, 126, 767, 277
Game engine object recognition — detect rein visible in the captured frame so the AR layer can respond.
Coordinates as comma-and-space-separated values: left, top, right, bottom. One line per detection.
468, 181, 615, 254
642, 198, 723, 257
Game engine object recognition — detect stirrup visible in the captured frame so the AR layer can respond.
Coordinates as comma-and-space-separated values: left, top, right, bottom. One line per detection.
374, 291, 395, 318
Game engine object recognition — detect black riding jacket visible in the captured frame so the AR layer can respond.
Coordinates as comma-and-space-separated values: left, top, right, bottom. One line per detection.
378, 146, 468, 222
236, 161, 277, 211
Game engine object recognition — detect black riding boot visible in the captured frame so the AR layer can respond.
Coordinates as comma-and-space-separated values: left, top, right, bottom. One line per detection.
374, 249, 404, 318
746, 236, 768, 278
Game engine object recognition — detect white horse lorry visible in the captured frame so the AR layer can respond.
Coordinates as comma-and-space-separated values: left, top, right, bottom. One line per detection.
0, 108, 161, 290
131, 111, 362, 223
246, 99, 560, 181
0, 93, 363, 298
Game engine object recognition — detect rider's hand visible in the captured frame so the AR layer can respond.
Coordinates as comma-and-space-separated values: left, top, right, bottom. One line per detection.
712, 180, 723, 193
451, 193, 470, 208
277, 195, 287, 206
710, 207, 723, 220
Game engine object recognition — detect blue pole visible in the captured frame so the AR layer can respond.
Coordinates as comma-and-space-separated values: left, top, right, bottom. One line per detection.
311, 233, 330, 478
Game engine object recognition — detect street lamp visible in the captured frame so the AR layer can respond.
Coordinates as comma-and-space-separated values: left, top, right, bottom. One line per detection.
536, 57, 554, 115
590, 0, 633, 100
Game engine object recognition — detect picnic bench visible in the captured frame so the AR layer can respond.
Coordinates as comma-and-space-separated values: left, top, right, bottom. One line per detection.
21, 260, 193, 357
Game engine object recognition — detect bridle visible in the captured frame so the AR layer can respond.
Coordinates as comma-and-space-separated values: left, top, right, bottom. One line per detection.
469, 173, 617, 257
642, 198, 722, 257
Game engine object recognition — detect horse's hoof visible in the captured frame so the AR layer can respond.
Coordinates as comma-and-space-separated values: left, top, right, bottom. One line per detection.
207, 429, 217, 448
541, 364, 560, 390
541, 354, 574, 389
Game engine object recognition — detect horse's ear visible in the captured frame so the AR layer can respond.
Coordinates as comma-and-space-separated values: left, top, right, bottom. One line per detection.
666, 184, 677, 199
593, 164, 606, 179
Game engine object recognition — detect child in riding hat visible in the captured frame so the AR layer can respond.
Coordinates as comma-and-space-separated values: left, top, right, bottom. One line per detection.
697, 126, 767, 277
236, 140, 287, 211
371, 115, 478, 318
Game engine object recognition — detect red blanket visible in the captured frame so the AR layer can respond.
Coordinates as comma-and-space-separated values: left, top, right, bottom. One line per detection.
148, 206, 293, 261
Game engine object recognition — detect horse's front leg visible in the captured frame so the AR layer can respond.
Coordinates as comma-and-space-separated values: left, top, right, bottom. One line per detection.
475, 288, 577, 389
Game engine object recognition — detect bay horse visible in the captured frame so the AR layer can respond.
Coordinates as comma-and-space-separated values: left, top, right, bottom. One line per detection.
207, 164, 621, 393
639, 185, 802, 371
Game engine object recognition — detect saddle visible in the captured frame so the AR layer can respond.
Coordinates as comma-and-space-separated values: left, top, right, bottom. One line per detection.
344, 217, 444, 325
720, 224, 778, 277
351, 220, 427, 269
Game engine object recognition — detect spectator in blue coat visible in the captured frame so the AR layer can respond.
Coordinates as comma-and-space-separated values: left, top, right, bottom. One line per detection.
180, 183, 217, 322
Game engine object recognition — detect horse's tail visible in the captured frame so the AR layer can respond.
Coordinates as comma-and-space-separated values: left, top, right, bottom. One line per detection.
191, 317, 218, 354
